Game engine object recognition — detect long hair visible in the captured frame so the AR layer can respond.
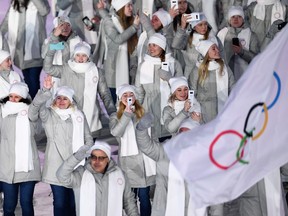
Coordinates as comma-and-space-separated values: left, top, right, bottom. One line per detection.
12, 0, 29, 12
117, 7, 138, 55
0, 96, 31, 105
172, 4, 193, 31
198, 54, 224, 86
117, 100, 145, 120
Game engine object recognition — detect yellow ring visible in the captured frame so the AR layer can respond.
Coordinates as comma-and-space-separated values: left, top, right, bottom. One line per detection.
252, 103, 268, 141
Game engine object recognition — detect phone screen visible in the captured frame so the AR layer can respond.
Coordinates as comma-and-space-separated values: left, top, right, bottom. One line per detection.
232, 38, 240, 46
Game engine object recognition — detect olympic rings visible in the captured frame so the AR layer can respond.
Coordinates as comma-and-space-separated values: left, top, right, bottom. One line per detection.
209, 71, 281, 170
209, 130, 247, 170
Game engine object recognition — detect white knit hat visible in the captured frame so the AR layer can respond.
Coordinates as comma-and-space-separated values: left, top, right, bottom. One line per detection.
190, 12, 207, 29
73, 42, 91, 58
228, 6, 244, 21
116, 84, 137, 99
169, 76, 188, 94
9, 82, 29, 99
55, 86, 75, 102
89, 141, 112, 160
148, 33, 167, 50
178, 118, 200, 132
195, 40, 215, 57
53, 15, 71, 28
0, 50, 10, 64
112, 0, 131, 11
153, 8, 172, 27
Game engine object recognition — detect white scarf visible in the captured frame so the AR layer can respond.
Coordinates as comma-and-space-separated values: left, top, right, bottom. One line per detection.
209, 61, 228, 112
7, 5, 20, 60
24, 2, 40, 61
171, 100, 186, 115
192, 32, 218, 47
120, 120, 156, 177
2, 102, 33, 172
264, 169, 286, 216
0, 34, 2, 50
140, 54, 161, 84
253, 0, 286, 24
112, 15, 129, 88
160, 54, 175, 125
142, 0, 154, 15
166, 162, 207, 216
53, 107, 85, 165
80, 168, 125, 216
68, 60, 101, 132
82, 0, 98, 44
137, 31, 148, 65
0, 71, 21, 99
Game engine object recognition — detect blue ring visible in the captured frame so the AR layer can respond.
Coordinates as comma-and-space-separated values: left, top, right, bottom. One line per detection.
262, 71, 281, 112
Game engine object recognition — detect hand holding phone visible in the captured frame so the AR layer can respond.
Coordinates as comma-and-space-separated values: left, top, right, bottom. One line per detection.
188, 90, 194, 105
127, 97, 133, 107
185, 12, 200, 23
232, 37, 240, 47
82, 16, 93, 28
171, 0, 178, 9
161, 62, 169, 71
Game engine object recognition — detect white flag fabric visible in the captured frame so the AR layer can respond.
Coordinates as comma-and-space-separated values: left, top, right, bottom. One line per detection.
164, 26, 288, 209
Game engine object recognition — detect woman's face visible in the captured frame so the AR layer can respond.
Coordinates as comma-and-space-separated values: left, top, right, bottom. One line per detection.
55, 95, 71, 109
208, 44, 220, 60
175, 85, 189, 101
230, 15, 244, 28
148, 43, 163, 57
60, 22, 72, 37
151, 15, 162, 30
124, 2, 133, 17
178, 0, 188, 14
194, 21, 208, 35
121, 91, 136, 106
9, 93, 22, 103
74, 53, 89, 63
0, 57, 12, 71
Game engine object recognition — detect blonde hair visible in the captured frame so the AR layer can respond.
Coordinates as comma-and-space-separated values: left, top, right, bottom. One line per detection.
117, 7, 138, 55
51, 99, 75, 110
117, 100, 145, 120
197, 54, 224, 86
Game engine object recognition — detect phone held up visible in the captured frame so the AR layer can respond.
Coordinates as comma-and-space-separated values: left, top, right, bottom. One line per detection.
232, 37, 240, 47
82, 16, 93, 28
161, 62, 169, 71
171, 0, 178, 9
188, 90, 194, 105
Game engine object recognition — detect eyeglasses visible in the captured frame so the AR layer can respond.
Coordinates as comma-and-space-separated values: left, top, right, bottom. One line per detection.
90, 154, 108, 162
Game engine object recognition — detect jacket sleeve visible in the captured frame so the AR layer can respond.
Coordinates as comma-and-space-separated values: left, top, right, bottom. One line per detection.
109, 112, 134, 137
28, 88, 52, 122
103, 17, 138, 45
173, 60, 184, 77
240, 32, 260, 63
0, 6, 9, 33
83, 116, 94, 147
56, 0, 73, 10
31, 0, 50, 16
43, 48, 63, 78
227, 66, 235, 94
135, 64, 145, 105
56, 154, 85, 188
97, 69, 116, 115
135, 129, 166, 162
163, 106, 189, 134
122, 172, 140, 216
171, 27, 189, 50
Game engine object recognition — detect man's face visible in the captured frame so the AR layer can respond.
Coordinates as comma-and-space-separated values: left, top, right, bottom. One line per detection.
90, 150, 109, 173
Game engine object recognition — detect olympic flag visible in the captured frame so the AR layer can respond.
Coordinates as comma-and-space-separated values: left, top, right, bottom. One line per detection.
164, 25, 288, 210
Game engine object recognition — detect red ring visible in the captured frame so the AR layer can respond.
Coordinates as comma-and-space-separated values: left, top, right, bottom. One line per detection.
209, 130, 245, 170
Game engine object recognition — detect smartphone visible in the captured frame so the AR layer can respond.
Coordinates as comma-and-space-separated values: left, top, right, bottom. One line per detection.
127, 97, 133, 107
278, 21, 287, 30
82, 16, 93, 28
188, 90, 194, 104
185, 12, 201, 22
49, 42, 65, 51
171, 0, 178, 9
161, 62, 169, 71
232, 37, 240, 46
